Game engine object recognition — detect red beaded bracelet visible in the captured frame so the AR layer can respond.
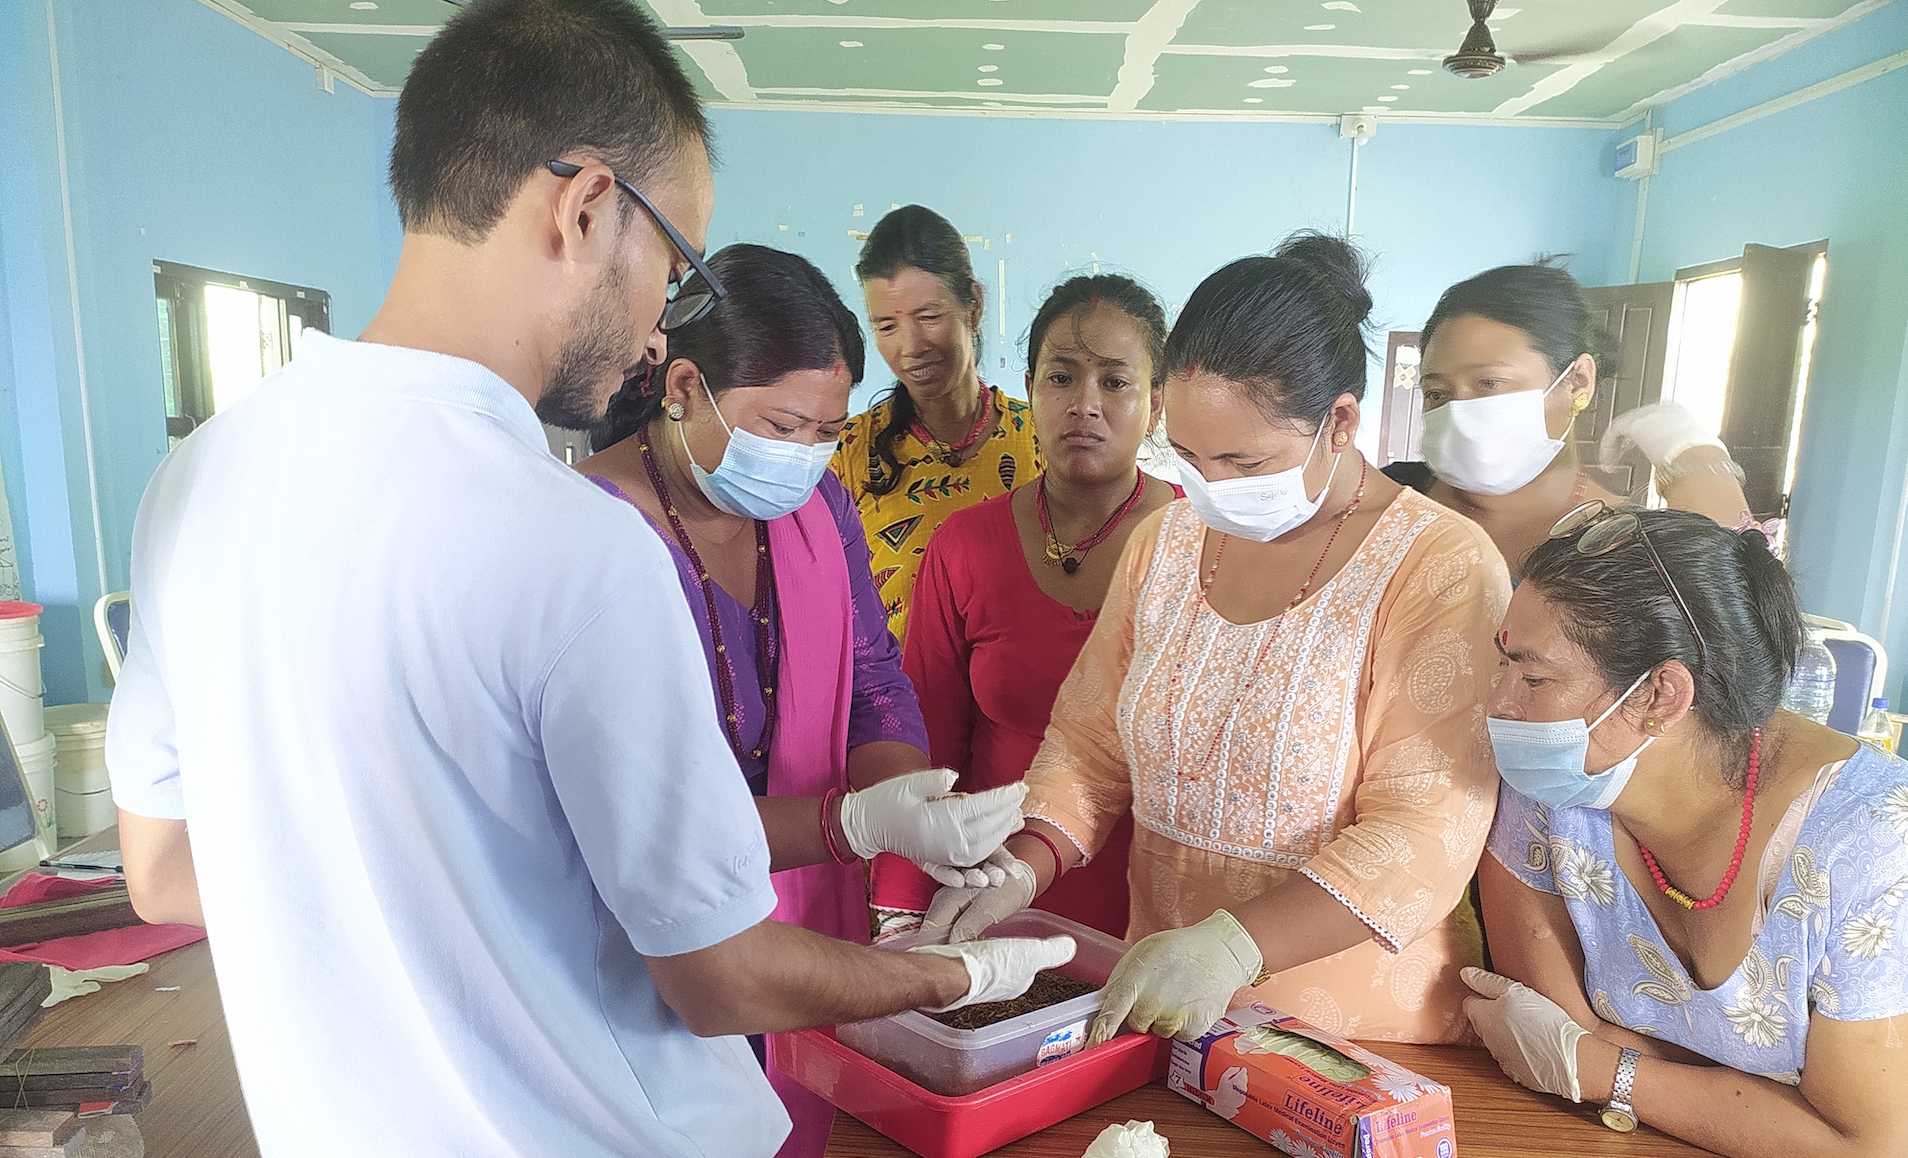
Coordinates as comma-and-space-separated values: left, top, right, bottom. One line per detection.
1022, 828, 1067, 879
820, 788, 857, 865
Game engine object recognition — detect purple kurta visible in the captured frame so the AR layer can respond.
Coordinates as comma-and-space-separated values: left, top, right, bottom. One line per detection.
589, 471, 926, 793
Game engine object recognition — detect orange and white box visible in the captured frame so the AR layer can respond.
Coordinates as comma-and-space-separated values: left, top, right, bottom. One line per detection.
1168, 1003, 1458, 1158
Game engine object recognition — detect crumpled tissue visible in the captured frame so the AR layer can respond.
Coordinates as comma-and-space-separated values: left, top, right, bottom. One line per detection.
44, 962, 150, 1007
1081, 1119, 1168, 1158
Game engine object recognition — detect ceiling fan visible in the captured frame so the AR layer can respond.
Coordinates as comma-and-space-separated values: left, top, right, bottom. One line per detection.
435, 0, 742, 38
1442, 0, 1599, 78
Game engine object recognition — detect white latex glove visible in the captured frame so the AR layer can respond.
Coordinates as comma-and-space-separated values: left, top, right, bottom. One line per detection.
1088, 910, 1262, 1046
44, 962, 150, 1008
1600, 402, 1726, 469
908, 934, 1077, 1012
923, 848, 1038, 944
1082, 1119, 1170, 1158
838, 769, 1027, 887
1460, 966, 1589, 1103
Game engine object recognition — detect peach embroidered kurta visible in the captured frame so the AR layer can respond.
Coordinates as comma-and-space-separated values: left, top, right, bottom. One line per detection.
1023, 489, 1511, 1043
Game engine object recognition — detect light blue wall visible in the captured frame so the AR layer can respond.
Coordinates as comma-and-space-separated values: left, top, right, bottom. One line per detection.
7, 0, 1899, 703
1628, 1, 1908, 693
699, 109, 1628, 416
0, 0, 395, 703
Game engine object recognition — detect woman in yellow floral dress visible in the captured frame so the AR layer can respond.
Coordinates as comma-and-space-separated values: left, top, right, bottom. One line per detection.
832, 206, 1039, 643
925, 234, 1511, 1045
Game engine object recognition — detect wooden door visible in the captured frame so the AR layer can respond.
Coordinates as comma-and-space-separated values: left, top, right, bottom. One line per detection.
1579, 282, 1673, 499
1721, 244, 1815, 521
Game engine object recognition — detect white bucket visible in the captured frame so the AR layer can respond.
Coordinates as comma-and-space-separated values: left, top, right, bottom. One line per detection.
0, 732, 58, 873
0, 604, 45, 752
46, 703, 109, 796
56, 786, 115, 841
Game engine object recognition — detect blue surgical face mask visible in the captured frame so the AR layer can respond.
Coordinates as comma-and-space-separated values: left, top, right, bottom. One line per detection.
1486, 668, 1656, 811
681, 375, 836, 520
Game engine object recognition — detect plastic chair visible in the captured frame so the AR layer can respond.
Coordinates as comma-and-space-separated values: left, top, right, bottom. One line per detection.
1803, 613, 1888, 736
94, 592, 130, 684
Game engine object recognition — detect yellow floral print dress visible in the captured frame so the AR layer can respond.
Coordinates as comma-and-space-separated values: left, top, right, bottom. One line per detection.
1023, 489, 1511, 1044
831, 384, 1039, 643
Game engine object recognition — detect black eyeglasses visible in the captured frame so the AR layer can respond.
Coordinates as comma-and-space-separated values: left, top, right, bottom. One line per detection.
1549, 499, 1709, 670
545, 160, 724, 331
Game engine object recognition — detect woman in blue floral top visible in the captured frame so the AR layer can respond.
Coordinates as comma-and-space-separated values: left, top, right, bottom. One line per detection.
1465, 503, 1907, 1157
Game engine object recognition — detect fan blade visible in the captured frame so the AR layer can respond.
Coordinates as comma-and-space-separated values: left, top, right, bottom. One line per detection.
660, 26, 745, 40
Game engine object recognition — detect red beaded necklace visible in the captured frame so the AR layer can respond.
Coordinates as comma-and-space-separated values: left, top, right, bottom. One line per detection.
639, 433, 779, 764
909, 389, 993, 465
1036, 471, 1146, 575
1637, 726, 1760, 912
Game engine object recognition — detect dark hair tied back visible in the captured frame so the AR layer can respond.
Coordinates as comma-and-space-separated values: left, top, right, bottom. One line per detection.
1162, 231, 1374, 430
592, 244, 865, 452
1520, 508, 1806, 779
1026, 274, 1168, 391
1422, 260, 1620, 382
854, 206, 980, 498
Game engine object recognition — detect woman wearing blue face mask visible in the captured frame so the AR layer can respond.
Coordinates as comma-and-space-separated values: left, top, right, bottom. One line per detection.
1466, 504, 1908, 1157
924, 234, 1514, 1045
579, 244, 1030, 1158
1389, 262, 1753, 578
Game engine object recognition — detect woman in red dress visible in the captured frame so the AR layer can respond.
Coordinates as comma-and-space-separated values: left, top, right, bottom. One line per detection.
872, 275, 1179, 939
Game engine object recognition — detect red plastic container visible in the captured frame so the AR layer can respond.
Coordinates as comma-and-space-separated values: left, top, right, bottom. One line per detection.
773, 1026, 1170, 1158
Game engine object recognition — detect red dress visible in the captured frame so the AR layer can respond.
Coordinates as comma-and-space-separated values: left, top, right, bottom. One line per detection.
874, 486, 1159, 938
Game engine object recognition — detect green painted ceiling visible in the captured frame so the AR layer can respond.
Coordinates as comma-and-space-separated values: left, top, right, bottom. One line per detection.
213, 0, 1889, 123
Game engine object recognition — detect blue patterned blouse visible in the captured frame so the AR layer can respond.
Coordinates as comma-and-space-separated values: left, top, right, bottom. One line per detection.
1487, 743, 1908, 1085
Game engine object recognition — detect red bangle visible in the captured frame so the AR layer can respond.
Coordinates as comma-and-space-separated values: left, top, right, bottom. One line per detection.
1022, 828, 1067, 879
820, 788, 857, 865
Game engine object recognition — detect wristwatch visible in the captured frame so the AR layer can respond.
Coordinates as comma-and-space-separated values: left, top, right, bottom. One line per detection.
1600, 1047, 1641, 1132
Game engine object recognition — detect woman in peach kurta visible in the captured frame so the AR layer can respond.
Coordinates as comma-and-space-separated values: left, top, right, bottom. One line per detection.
1021, 488, 1507, 1042
920, 234, 1510, 1047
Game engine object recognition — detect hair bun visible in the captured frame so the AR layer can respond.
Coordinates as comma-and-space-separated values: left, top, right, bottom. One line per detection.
1273, 231, 1374, 326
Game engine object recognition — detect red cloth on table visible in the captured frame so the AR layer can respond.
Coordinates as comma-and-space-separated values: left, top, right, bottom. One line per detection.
0, 873, 205, 970
876, 489, 1154, 939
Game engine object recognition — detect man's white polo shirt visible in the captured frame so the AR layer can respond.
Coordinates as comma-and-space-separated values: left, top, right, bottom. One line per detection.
106, 332, 788, 1156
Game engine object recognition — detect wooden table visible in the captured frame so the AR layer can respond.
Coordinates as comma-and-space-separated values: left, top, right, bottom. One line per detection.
6, 829, 260, 1158
826, 1043, 1718, 1157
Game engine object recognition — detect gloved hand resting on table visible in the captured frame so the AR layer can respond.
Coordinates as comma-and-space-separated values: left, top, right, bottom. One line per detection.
908, 934, 1077, 1012
1088, 909, 1264, 1046
1599, 401, 1726, 470
1460, 966, 1590, 1102
923, 847, 1038, 943
839, 770, 1026, 887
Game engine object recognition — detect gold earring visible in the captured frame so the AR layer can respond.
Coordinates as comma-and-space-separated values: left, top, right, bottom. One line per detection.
1644, 718, 1656, 731
666, 402, 685, 421
1332, 431, 1350, 447
1572, 395, 1589, 414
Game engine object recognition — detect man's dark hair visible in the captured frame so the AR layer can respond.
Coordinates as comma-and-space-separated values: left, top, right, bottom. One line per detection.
390, 0, 709, 243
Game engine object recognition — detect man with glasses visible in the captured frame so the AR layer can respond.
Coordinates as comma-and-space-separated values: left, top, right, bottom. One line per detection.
106, 2, 1068, 1155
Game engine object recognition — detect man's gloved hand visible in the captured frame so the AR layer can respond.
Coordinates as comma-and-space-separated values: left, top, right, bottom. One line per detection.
838, 770, 1026, 887
1600, 402, 1725, 469
923, 848, 1038, 943
1460, 966, 1590, 1102
908, 934, 1077, 1012
1088, 909, 1263, 1046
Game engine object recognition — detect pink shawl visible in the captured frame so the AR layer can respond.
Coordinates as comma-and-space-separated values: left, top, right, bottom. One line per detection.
763, 487, 865, 1158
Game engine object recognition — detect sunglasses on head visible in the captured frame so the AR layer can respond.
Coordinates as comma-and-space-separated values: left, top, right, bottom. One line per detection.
1548, 499, 1710, 671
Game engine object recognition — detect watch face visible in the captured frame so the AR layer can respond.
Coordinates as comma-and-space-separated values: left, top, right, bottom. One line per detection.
1600, 1108, 1638, 1133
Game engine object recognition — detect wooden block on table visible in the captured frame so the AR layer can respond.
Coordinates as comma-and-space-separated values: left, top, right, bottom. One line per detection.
0, 965, 51, 1057
0, 1110, 80, 1146
0, 888, 139, 949
0, 1047, 142, 1081
0, 1132, 84, 1158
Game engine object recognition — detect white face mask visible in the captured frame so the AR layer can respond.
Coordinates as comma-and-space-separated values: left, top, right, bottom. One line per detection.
1179, 421, 1339, 542
1419, 364, 1572, 496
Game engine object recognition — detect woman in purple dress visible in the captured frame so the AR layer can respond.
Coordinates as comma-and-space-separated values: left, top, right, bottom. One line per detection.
576, 244, 1026, 1158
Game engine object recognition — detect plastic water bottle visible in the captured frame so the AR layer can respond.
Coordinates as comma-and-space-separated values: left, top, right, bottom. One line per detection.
1781, 631, 1838, 726
1860, 697, 1896, 753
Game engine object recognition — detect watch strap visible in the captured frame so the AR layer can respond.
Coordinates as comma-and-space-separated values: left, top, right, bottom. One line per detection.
1607, 1046, 1640, 1118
